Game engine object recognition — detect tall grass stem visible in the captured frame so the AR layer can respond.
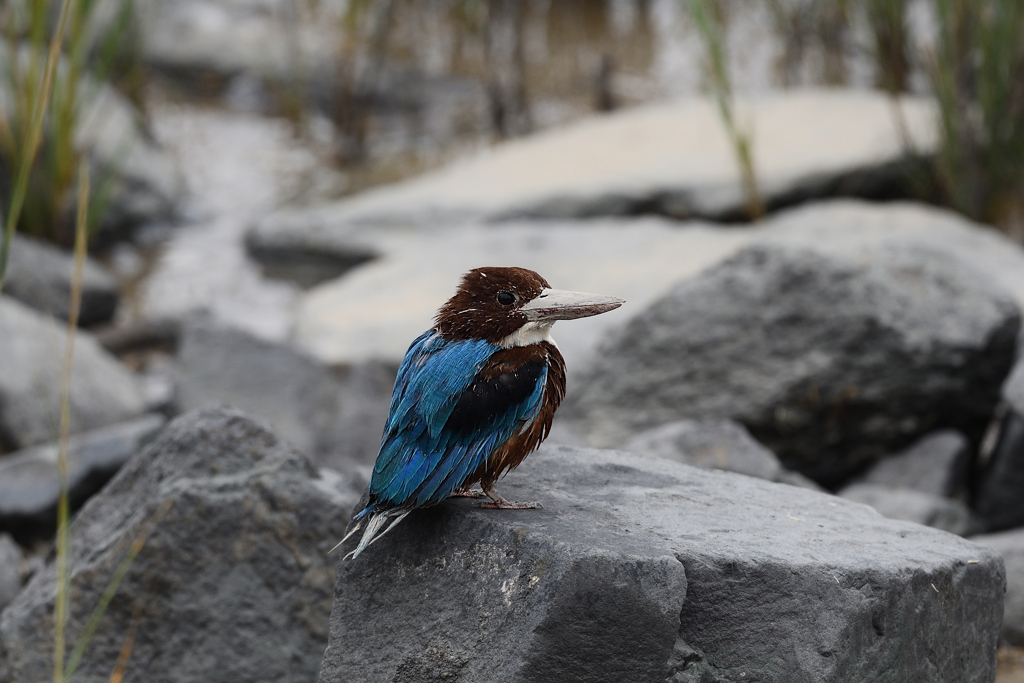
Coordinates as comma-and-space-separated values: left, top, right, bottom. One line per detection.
53, 156, 89, 683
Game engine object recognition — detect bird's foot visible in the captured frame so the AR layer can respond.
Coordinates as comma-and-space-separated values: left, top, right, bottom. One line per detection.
480, 489, 543, 509
448, 488, 487, 499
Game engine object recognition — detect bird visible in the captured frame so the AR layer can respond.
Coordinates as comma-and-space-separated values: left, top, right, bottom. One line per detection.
337, 266, 624, 560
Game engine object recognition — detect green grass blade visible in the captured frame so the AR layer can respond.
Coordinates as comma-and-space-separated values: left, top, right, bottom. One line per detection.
0, 0, 78, 293
53, 155, 89, 683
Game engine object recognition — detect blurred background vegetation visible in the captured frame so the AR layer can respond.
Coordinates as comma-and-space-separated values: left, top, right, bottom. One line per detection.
1, 0, 1023, 258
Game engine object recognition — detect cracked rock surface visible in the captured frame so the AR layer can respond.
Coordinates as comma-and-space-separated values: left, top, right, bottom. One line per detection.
0, 406, 360, 683
321, 444, 1003, 683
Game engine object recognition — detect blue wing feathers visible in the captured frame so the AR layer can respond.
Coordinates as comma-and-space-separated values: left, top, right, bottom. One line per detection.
368, 331, 548, 511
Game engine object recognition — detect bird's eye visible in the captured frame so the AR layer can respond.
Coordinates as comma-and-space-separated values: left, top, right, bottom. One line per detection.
496, 291, 516, 306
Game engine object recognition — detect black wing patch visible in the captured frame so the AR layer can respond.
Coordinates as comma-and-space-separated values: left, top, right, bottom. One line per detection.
444, 358, 545, 436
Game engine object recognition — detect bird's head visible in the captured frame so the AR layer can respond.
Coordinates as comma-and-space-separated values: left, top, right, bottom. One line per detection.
435, 267, 624, 347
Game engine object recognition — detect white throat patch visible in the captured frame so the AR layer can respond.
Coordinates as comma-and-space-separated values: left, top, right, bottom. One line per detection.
499, 321, 557, 349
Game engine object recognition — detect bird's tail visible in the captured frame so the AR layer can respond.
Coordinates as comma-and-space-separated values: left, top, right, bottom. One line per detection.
330, 508, 411, 560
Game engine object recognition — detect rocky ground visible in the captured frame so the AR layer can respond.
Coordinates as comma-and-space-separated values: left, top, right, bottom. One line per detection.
1, 4, 1023, 678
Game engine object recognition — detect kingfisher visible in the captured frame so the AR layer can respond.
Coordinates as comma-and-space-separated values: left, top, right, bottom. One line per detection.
338, 266, 623, 559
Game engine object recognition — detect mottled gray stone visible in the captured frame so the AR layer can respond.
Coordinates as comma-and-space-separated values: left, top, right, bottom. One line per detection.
0, 406, 361, 683
321, 445, 1003, 683
972, 527, 1024, 646
839, 484, 983, 537
0, 535, 21, 615
622, 418, 820, 489
3, 234, 118, 326
859, 430, 972, 497
564, 243, 1020, 487
0, 297, 146, 452
0, 414, 166, 542
174, 316, 393, 470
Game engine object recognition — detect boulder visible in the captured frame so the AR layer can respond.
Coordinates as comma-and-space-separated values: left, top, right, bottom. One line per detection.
0, 414, 166, 543
322, 444, 1003, 683
293, 201, 1024, 372
838, 484, 982, 537
0, 406, 361, 683
3, 234, 118, 326
975, 360, 1024, 531
973, 528, 1024, 646
254, 89, 936, 239
0, 535, 21, 615
622, 418, 820, 489
858, 430, 972, 498
174, 316, 393, 470
0, 297, 146, 453
562, 243, 1019, 486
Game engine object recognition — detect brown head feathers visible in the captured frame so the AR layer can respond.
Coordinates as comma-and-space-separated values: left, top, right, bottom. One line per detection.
434, 267, 550, 343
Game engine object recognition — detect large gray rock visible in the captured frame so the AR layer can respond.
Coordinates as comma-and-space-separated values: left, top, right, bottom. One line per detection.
3, 234, 118, 326
563, 243, 1020, 486
858, 430, 972, 498
0, 535, 21, 615
839, 484, 983, 537
0, 297, 146, 452
622, 418, 819, 489
322, 445, 1003, 683
174, 316, 393, 470
294, 201, 1024, 372
973, 528, 1024, 646
0, 406, 361, 683
0, 414, 165, 542
255, 90, 936, 238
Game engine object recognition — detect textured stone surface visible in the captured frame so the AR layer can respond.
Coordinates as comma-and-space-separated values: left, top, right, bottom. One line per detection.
0, 406, 361, 683
0, 414, 166, 542
622, 418, 819, 489
0, 297, 146, 452
839, 484, 982, 537
258, 90, 935, 235
3, 234, 118, 326
563, 243, 1019, 486
322, 445, 1003, 683
0, 534, 21, 615
174, 316, 393, 469
858, 430, 971, 497
973, 528, 1024, 646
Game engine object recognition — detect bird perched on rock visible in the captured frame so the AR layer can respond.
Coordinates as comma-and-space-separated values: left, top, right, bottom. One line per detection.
338, 266, 623, 559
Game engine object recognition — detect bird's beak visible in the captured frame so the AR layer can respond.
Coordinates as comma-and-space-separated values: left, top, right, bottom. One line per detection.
520, 288, 625, 322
